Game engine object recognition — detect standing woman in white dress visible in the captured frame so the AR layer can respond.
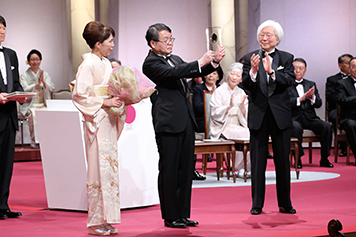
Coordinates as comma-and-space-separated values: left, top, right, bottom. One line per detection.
72, 21, 126, 236
210, 62, 251, 177
19, 49, 55, 148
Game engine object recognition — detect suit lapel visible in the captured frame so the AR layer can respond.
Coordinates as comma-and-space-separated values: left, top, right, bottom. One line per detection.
347, 77, 356, 95
3, 49, 13, 92
170, 56, 188, 97
267, 50, 278, 97
258, 49, 268, 97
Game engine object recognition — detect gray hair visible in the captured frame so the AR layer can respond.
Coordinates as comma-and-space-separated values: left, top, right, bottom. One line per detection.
227, 62, 243, 76
256, 20, 284, 45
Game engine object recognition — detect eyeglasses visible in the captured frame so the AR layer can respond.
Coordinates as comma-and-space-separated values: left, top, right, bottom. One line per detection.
156, 37, 175, 45
259, 33, 275, 39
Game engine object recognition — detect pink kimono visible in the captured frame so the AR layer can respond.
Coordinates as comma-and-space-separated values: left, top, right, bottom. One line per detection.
72, 53, 126, 227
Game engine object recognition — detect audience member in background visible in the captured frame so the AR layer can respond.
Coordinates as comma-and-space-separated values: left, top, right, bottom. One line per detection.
72, 21, 126, 236
336, 57, 356, 166
325, 54, 352, 157
0, 15, 25, 220
193, 68, 223, 132
192, 68, 223, 180
19, 49, 55, 148
187, 76, 203, 91
210, 62, 250, 178
242, 20, 296, 215
288, 58, 333, 168
109, 58, 121, 68
142, 23, 225, 228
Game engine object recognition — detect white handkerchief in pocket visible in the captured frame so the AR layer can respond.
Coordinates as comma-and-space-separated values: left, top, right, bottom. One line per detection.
277, 66, 284, 70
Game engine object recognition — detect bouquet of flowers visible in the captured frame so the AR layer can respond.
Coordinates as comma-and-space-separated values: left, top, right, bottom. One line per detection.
108, 65, 156, 115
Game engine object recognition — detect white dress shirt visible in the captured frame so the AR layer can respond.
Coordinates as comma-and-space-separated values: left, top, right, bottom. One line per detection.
0, 46, 7, 85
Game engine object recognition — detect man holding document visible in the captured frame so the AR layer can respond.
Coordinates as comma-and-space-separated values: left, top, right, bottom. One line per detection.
0, 15, 27, 220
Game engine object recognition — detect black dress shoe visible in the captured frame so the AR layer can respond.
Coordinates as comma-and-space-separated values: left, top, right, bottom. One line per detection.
295, 158, 302, 169
250, 208, 262, 215
193, 170, 206, 180
164, 219, 186, 228
0, 212, 7, 220
320, 159, 334, 168
279, 207, 296, 214
0, 210, 22, 218
339, 150, 347, 157
181, 218, 199, 227
207, 154, 212, 162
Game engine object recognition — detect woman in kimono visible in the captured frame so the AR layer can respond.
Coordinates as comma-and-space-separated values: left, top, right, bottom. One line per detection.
19, 49, 55, 148
192, 67, 223, 132
72, 21, 126, 236
210, 62, 251, 178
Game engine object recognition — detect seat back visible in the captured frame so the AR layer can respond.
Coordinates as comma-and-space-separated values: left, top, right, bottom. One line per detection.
52, 89, 72, 100
203, 91, 213, 139
334, 103, 351, 163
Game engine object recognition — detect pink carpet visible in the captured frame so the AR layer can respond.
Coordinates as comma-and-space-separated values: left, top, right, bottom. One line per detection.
3, 149, 356, 236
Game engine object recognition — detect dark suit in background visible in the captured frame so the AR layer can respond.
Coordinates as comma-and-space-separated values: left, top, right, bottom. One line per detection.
336, 75, 356, 161
288, 79, 332, 165
242, 48, 295, 211
325, 54, 352, 155
0, 47, 24, 213
143, 50, 218, 221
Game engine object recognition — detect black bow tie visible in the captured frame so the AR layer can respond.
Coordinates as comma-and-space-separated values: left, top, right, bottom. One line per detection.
294, 81, 303, 86
262, 51, 275, 58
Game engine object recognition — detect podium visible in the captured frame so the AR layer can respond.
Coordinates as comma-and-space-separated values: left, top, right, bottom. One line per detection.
36, 99, 159, 211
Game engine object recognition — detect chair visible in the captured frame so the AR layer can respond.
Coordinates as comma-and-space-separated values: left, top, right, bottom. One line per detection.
194, 91, 235, 181
334, 103, 351, 164
18, 113, 29, 148
52, 89, 72, 100
301, 129, 320, 164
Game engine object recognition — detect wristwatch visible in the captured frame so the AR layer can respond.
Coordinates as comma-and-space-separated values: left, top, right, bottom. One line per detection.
268, 70, 275, 76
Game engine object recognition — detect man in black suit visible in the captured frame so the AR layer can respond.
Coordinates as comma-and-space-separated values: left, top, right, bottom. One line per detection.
336, 57, 356, 166
288, 58, 333, 168
326, 54, 352, 157
142, 23, 225, 228
0, 15, 26, 220
242, 20, 296, 215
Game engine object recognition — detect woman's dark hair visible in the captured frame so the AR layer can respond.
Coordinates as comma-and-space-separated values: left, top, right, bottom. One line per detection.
203, 67, 224, 85
145, 23, 171, 48
27, 49, 42, 62
0, 15, 6, 27
82, 21, 115, 49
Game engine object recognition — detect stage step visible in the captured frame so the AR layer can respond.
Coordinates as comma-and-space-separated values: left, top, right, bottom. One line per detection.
14, 145, 41, 161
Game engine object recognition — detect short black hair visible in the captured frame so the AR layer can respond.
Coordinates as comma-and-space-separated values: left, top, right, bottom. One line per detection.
293, 58, 307, 68
203, 67, 224, 85
145, 23, 171, 48
0, 15, 6, 27
27, 49, 42, 62
349, 57, 356, 67
338, 54, 353, 64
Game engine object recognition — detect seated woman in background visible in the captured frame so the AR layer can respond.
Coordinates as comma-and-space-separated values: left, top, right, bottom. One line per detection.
210, 62, 250, 178
191, 68, 223, 180
19, 49, 55, 148
192, 67, 224, 133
